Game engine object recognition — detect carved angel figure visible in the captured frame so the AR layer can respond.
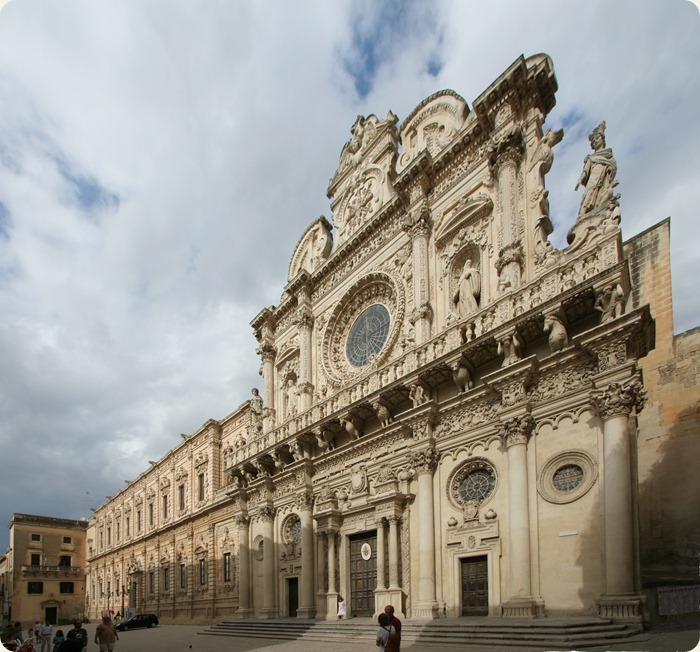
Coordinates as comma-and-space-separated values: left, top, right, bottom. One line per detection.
575, 121, 618, 219
453, 259, 481, 318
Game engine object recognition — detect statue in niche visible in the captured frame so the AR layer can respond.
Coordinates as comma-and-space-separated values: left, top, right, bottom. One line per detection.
283, 378, 297, 420
250, 388, 263, 428
453, 259, 481, 318
575, 121, 619, 220
409, 383, 428, 407
595, 283, 625, 323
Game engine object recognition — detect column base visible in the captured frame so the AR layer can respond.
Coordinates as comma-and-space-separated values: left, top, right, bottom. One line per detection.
375, 588, 405, 618
502, 597, 541, 618
596, 593, 645, 623
412, 601, 440, 619
233, 608, 255, 619
257, 608, 279, 619
325, 592, 339, 620
296, 605, 317, 619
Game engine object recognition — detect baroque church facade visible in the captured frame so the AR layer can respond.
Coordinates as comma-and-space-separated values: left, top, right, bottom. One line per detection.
86, 54, 698, 624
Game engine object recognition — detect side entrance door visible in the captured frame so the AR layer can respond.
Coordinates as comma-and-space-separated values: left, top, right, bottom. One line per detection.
287, 577, 299, 617
461, 555, 489, 616
44, 606, 57, 624
349, 532, 377, 617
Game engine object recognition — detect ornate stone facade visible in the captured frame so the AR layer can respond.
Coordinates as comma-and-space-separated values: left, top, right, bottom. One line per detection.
87, 53, 696, 625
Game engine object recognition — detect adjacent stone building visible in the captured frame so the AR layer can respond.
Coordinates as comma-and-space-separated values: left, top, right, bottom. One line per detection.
3, 514, 88, 625
86, 54, 698, 625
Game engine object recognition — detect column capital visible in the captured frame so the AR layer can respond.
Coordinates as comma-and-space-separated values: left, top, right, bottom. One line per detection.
592, 378, 647, 421
234, 514, 249, 529
295, 492, 314, 512
410, 447, 440, 475
295, 306, 314, 330
499, 413, 535, 448
488, 126, 525, 171
258, 506, 276, 523
256, 342, 277, 362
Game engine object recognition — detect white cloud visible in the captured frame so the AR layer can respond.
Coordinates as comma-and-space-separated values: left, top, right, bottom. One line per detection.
0, 0, 698, 546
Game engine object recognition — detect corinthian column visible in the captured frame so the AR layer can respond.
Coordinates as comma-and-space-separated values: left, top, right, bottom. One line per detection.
297, 493, 317, 618
234, 515, 254, 618
489, 128, 525, 292
593, 380, 647, 620
257, 343, 277, 432
410, 447, 439, 618
258, 507, 277, 619
296, 306, 315, 413
405, 200, 433, 345
500, 413, 538, 618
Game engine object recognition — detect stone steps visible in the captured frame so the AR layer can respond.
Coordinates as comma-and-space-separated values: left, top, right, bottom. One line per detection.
200, 617, 646, 648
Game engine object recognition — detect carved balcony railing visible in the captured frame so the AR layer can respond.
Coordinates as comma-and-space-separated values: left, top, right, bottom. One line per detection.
225, 230, 631, 480
21, 565, 82, 576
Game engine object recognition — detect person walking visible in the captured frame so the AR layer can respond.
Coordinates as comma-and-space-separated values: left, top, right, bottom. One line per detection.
384, 605, 401, 652
94, 615, 119, 652
63, 621, 87, 652
52, 629, 65, 652
375, 613, 397, 652
39, 619, 53, 652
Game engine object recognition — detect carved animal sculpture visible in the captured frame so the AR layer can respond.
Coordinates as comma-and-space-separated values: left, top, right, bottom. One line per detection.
340, 417, 363, 440
543, 313, 569, 352
452, 361, 473, 393
373, 401, 393, 428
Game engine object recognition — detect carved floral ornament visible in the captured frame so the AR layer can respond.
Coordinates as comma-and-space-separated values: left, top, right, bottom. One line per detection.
320, 272, 404, 386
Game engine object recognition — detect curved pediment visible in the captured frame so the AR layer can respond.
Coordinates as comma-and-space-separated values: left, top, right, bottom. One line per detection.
287, 216, 333, 282
435, 190, 494, 247
397, 90, 469, 173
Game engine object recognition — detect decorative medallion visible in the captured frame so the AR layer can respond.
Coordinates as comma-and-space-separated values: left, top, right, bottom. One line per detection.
360, 542, 372, 561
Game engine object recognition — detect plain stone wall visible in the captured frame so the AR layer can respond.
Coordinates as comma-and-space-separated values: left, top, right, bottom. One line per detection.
624, 219, 700, 589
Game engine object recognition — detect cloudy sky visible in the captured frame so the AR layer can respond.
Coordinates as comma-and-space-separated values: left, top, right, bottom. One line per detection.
0, 0, 698, 551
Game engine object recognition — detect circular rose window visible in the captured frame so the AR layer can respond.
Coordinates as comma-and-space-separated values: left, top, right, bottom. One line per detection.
346, 304, 391, 367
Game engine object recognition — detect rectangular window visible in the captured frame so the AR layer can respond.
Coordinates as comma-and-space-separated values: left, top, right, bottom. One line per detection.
28, 582, 43, 594
30, 554, 41, 566
148, 571, 154, 594
63, 536, 72, 544
116, 520, 120, 542
180, 564, 186, 589
107, 527, 111, 545
60, 582, 74, 594
198, 474, 205, 502
178, 485, 185, 511
162, 494, 168, 519
137, 510, 142, 532
199, 559, 206, 586
59, 555, 71, 567
31, 534, 40, 542
223, 553, 231, 582
162, 568, 169, 592
126, 515, 130, 537
148, 503, 154, 527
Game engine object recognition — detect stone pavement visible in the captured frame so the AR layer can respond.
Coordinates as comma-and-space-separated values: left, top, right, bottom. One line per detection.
74, 619, 699, 652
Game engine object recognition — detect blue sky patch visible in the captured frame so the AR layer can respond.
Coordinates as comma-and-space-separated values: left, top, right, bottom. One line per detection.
57, 160, 120, 215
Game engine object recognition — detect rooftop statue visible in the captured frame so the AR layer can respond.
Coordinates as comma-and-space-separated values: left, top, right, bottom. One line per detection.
575, 121, 619, 220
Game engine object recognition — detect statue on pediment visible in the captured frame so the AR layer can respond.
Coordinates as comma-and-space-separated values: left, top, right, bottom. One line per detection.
575, 121, 618, 220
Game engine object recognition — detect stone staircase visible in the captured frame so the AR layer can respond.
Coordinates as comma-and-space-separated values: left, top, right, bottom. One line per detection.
200, 617, 646, 649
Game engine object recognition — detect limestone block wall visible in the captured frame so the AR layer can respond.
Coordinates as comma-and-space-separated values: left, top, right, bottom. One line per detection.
623, 219, 700, 585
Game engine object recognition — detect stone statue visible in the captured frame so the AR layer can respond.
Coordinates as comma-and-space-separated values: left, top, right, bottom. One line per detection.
409, 383, 428, 407
595, 283, 625, 323
452, 360, 473, 393
250, 388, 263, 427
575, 121, 618, 219
453, 259, 481, 318
543, 313, 569, 353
